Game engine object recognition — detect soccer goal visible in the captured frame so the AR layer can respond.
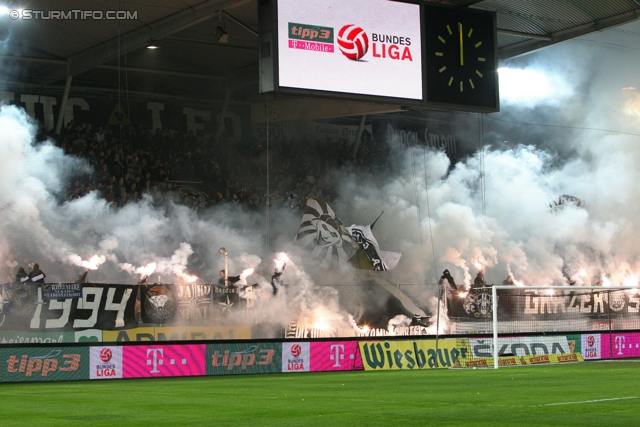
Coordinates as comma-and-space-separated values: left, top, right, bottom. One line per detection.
488, 285, 640, 369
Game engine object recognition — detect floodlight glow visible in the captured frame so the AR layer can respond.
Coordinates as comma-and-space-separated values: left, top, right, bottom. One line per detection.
498, 67, 574, 108
623, 92, 640, 119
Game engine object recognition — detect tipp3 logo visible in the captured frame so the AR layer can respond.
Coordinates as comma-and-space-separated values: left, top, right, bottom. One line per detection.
288, 22, 413, 62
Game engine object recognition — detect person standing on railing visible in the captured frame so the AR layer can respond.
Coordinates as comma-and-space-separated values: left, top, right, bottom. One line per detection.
471, 270, 486, 290
28, 263, 46, 285
271, 263, 286, 296
15, 267, 28, 283
439, 269, 458, 292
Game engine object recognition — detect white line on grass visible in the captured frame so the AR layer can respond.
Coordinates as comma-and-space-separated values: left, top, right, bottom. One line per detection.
539, 397, 638, 406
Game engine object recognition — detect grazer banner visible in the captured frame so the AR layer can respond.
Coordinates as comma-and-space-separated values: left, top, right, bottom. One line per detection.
276, 0, 422, 99
517, 289, 640, 317
206, 342, 281, 376
90, 346, 123, 380
310, 341, 363, 371
0, 346, 89, 383
601, 332, 640, 359
359, 339, 470, 370
122, 344, 206, 378
282, 342, 310, 373
0, 283, 137, 331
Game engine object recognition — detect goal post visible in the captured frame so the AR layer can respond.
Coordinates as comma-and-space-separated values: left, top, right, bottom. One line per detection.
490, 285, 640, 369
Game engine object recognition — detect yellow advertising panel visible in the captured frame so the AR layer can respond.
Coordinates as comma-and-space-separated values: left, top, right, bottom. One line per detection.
103, 326, 251, 342
459, 356, 522, 368
359, 339, 470, 370
521, 352, 584, 365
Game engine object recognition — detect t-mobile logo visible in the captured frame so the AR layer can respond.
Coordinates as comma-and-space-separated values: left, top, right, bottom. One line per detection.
330, 344, 354, 367
146, 348, 188, 373
615, 336, 626, 356
330, 344, 344, 367
147, 349, 164, 373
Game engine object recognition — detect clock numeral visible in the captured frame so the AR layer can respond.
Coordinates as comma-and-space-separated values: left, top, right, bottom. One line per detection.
448, 77, 454, 86
467, 28, 473, 38
476, 70, 483, 78
478, 57, 485, 62
438, 35, 446, 44
460, 81, 464, 92
446, 25, 452, 35
469, 79, 475, 89
439, 66, 447, 73
435, 52, 443, 57
475, 41, 482, 48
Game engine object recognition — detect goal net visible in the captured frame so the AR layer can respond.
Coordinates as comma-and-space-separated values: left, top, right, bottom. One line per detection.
483, 285, 640, 369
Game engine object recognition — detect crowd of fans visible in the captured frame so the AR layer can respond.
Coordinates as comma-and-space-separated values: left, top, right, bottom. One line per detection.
44, 119, 392, 213
0, 117, 395, 283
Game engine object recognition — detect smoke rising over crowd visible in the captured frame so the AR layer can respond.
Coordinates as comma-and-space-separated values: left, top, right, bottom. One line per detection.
1, 20, 640, 334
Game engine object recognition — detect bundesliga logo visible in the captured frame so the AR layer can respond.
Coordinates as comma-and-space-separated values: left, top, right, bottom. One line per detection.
290, 344, 302, 358
100, 348, 112, 363
337, 24, 413, 61
337, 24, 368, 60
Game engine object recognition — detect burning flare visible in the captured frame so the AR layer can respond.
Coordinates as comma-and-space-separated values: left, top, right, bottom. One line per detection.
68, 254, 106, 270
313, 318, 329, 331
240, 268, 255, 280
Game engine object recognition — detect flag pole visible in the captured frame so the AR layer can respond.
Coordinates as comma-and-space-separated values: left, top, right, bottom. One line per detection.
370, 211, 384, 230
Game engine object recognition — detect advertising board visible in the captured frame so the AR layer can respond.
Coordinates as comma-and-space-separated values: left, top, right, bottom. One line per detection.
359, 339, 470, 370
90, 346, 123, 379
581, 334, 602, 360
206, 342, 281, 375
310, 341, 363, 371
122, 344, 206, 378
275, 0, 422, 100
0, 346, 89, 382
282, 342, 310, 373
601, 332, 640, 359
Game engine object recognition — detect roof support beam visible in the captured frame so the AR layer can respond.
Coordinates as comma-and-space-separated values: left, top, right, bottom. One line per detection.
499, 8, 640, 59
0, 55, 224, 80
497, 29, 552, 41
0, 79, 238, 106
164, 36, 258, 50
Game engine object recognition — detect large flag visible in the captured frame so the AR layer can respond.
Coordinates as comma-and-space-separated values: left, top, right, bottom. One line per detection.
346, 224, 402, 271
294, 198, 358, 267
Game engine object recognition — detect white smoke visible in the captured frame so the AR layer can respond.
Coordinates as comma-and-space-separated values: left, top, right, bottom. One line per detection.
325, 22, 640, 326
1, 19, 640, 337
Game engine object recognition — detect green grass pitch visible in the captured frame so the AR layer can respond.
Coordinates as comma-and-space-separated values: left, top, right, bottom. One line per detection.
1, 361, 638, 426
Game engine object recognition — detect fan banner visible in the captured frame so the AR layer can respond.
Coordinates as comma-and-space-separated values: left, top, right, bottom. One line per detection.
294, 198, 357, 267
41, 283, 83, 300
346, 224, 401, 271
0, 283, 137, 332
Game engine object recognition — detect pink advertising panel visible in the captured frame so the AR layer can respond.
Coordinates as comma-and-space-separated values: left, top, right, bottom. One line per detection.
123, 344, 206, 378
310, 341, 363, 372
601, 333, 640, 359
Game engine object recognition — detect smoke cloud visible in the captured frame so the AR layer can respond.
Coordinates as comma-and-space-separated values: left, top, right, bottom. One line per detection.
1, 20, 640, 335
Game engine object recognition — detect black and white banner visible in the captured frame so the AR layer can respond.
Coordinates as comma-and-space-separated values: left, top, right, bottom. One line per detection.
1, 283, 137, 331
346, 224, 401, 271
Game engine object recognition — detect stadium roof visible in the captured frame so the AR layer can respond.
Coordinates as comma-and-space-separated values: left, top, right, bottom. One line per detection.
1, 0, 640, 107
